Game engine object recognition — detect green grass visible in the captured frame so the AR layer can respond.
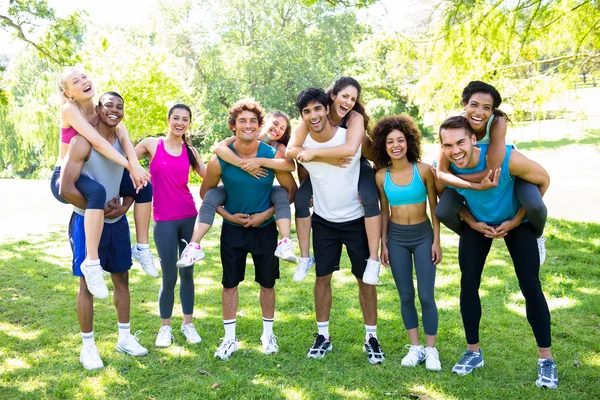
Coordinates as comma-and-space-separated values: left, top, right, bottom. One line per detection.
1, 216, 599, 399
514, 128, 600, 150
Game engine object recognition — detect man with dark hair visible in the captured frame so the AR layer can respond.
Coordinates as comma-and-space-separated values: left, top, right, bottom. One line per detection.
201, 99, 297, 360
286, 88, 385, 364
437, 116, 557, 389
60, 92, 148, 370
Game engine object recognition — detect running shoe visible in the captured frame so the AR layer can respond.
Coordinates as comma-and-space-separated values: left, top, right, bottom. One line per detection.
293, 255, 315, 282
181, 323, 202, 344
537, 235, 547, 265
536, 359, 558, 389
81, 260, 108, 299
401, 344, 425, 367
261, 334, 279, 355
425, 346, 442, 371
214, 337, 239, 360
364, 334, 385, 364
452, 349, 484, 375
362, 259, 380, 285
131, 245, 159, 277
155, 325, 174, 348
274, 238, 297, 263
80, 345, 104, 370
116, 330, 148, 356
177, 240, 205, 268
307, 334, 332, 359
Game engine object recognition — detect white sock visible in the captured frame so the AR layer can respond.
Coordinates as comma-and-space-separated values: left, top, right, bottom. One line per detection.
317, 321, 329, 338
190, 242, 201, 249
262, 317, 274, 338
85, 259, 100, 266
136, 243, 149, 250
365, 324, 377, 341
224, 319, 236, 340
118, 322, 130, 341
81, 331, 95, 347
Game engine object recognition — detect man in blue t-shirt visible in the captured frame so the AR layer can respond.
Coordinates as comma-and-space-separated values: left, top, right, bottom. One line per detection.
201, 99, 297, 360
437, 116, 558, 389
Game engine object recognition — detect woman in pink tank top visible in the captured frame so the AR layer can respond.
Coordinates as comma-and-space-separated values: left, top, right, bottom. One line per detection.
135, 104, 207, 347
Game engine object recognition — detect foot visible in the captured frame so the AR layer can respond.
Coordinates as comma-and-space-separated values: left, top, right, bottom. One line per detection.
80, 260, 108, 299
307, 334, 332, 359
274, 238, 297, 263
214, 337, 239, 360
452, 349, 484, 375
177, 241, 205, 268
131, 245, 159, 277
364, 334, 385, 364
155, 325, 174, 348
537, 235, 547, 265
116, 331, 148, 356
80, 345, 104, 370
293, 255, 315, 282
425, 346, 441, 371
401, 344, 425, 367
261, 334, 279, 355
181, 323, 202, 344
362, 258, 380, 285
536, 359, 558, 389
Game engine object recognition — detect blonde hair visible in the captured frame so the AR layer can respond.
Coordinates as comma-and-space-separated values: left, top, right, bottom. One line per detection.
57, 66, 85, 104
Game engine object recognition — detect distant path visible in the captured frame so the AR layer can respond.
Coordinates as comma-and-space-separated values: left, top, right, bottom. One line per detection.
0, 142, 598, 241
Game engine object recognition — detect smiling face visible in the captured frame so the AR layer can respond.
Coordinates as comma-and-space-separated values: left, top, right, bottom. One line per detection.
62, 68, 95, 102
233, 110, 260, 142
463, 92, 494, 133
440, 127, 477, 169
97, 94, 124, 128
331, 85, 358, 120
301, 101, 329, 134
263, 115, 288, 142
385, 129, 408, 161
168, 108, 191, 137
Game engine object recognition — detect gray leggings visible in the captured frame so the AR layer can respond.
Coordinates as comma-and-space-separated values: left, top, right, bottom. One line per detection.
436, 178, 547, 236
154, 216, 196, 319
198, 185, 290, 225
387, 219, 438, 335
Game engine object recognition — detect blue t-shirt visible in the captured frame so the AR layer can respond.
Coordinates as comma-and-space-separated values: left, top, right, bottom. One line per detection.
452, 145, 522, 225
217, 141, 277, 227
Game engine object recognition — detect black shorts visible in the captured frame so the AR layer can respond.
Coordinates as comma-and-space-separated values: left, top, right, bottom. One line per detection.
312, 213, 369, 279
220, 221, 279, 288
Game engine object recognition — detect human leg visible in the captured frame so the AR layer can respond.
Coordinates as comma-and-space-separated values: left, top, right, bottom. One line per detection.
435, 188, 464, 235
271, 186, 296, 263
358, 158, 382, 261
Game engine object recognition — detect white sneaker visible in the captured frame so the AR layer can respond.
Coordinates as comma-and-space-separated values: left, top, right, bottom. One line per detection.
401, 344, 425, 367
362, 259, 380, 285
80, 345, 104, 370
117, 330, 148, 356
425, 346, 441, 371
155, 325, 174, 348
177, 240, 205, 268
537, 236, 547, 265
80, 260, 108, 299
181, 323, 202, 344
131, 245, 159, 277
261, 334, 279, 355
293, 255, 315, 282
214, 337, 239, 360
274, 239, 297, 263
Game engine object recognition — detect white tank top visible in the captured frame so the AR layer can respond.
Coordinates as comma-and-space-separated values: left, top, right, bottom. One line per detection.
300, 127, 363, 223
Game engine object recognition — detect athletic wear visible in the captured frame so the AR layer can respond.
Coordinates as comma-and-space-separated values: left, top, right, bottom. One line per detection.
452, 349, 484, 375
476, 114, 513, 145
181, 323, 202, 344
261, 334, 279, 355
116, 331, 148, 356
293, 255, 315, 282
536, 359, 558, 389
80, 345, 104, 370
155, 325, 174, 348
60, 126, 78, 144
214, 338, 239, 360
364, 335, 385, 364
362, 258, 380, 285
177, 242, 205, 268
131, 245, 158, 277
307, 334, 332, 359
150, 138, 197, 222
401, 344, 425, 367
384, 164, 427, 206
425, 347, 442, 371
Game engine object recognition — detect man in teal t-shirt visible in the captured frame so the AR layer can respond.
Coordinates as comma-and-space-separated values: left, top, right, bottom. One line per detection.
437, 116, 558, 389
201, 99, 297, 361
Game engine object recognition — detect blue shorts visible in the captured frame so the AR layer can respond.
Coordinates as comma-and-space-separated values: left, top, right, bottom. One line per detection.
68, 212, 132, 276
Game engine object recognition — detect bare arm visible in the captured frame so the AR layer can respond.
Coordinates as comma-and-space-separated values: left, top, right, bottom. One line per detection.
421, 163, 442, 264
434, 149, 499, 190
285, 120, 310, 159
509, 149, 550, 196
274, 169, 298, 203
375, 169, 391, 266
297, 112, 364, 161
212, 136, 239, 165
200, 155, 222, 199
456, 117, 507, 182
191, 147, 207, 178
59, 136, 91, 209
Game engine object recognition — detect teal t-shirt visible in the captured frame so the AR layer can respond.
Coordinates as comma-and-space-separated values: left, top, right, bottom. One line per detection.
452, 145, 522, 225
217, 141, 277, 227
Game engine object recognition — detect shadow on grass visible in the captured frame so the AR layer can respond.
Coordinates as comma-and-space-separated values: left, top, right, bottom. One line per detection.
1, 218, 599, 399
515, 128, 600, 150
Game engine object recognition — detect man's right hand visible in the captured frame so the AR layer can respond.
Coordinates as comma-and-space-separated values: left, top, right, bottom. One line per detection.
227, 213, 251, 226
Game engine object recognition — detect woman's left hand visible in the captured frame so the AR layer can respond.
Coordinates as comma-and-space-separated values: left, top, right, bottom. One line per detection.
431, 242, 442, 265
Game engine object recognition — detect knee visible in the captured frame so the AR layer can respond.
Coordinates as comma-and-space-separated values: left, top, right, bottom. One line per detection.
179, 268, 194, 282
86, 184, 107, 210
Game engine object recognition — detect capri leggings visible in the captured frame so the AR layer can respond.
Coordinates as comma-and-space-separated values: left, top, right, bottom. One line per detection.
435, 178, 547, 236
387, 219, 438, 335
295, 157, 380, 218
197, 185, 290, 225
51, 165, 152, 209
154, 216, 196, 319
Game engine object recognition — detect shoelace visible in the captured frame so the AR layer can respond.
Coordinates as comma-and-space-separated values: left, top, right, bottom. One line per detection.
539, 360, 556, 378
459, 350, 478, 365
131, 330, 142, 342
368, 336, 381, 352
85, 265, 106, 285
313, 334, 326, 347
159, 326, 174, 341
426, 347, 439, 359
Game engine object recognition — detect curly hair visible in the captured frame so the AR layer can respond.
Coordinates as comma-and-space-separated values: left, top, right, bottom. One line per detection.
228, 98, 264, 132
372, 114, 422, 168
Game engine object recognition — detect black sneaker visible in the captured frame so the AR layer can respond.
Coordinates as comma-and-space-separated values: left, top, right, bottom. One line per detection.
307, 334, 332, 359
364, 334, 385, 364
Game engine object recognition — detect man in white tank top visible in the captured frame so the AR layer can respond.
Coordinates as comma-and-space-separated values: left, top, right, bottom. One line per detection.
286, 88, 385, 364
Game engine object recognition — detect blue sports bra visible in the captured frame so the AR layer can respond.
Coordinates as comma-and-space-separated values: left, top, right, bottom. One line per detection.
384, 163, 427, 206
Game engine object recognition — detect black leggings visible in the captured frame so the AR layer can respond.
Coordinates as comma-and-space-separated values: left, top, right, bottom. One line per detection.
458, 222, 551, 348
436, 178, 547, 236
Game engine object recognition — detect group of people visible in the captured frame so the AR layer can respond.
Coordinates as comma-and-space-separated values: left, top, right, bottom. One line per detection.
52, 67, 558, 390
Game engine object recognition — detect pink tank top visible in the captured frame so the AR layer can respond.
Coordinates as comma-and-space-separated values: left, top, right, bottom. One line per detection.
61, 126, 78, 143
149, 138, 198, 222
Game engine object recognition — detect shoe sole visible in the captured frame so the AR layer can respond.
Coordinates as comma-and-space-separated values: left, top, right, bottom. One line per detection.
80, 266, 109, 299
155, 342, 171, 348
183, 336, 202, 344
452, 360, 484, 375
116, 345, 148, 356
274, 250, 297, 264
80, 361, 104, 370
368, 356, 385, 365
536, 379, 558, 389
293, 274, 308, 282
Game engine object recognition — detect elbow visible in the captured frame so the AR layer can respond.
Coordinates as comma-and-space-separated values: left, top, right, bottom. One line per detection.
59, 183, 74, 201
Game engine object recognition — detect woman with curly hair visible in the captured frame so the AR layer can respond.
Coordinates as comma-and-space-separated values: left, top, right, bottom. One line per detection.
373, 114, 442, 371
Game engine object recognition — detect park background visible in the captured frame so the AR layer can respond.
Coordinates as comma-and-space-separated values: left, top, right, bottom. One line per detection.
1, 0, 599, 399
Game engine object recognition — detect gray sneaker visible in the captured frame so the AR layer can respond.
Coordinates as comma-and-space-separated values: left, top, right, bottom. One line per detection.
452, 349, 484, 375
536, 359, 558, 389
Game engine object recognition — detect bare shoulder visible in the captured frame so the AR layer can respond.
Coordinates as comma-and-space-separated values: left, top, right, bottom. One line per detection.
375, 167, 386, 183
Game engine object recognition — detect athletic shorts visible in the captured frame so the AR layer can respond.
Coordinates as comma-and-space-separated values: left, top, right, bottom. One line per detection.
220, 221, 279, 289
68, 212, 132, 276
312, 213, 369, 279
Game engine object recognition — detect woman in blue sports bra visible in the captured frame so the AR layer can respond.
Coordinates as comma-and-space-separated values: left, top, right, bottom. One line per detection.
373, 115, 442, 372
